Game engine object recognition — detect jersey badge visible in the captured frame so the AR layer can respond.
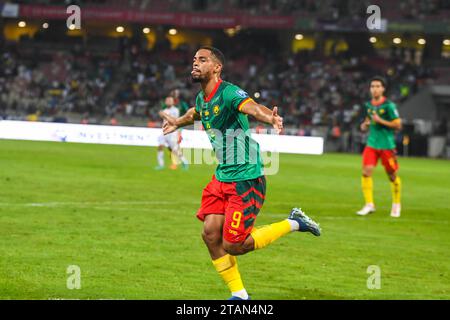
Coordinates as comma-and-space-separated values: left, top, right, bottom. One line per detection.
236, 89, 248, 98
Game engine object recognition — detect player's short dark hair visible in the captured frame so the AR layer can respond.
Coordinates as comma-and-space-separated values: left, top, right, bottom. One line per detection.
370, 76, 387, 88
199, 46, 225, 68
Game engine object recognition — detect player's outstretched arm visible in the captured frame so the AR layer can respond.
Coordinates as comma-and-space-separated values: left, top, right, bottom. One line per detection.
240, 101, 283, 134
160, 107, 200, 135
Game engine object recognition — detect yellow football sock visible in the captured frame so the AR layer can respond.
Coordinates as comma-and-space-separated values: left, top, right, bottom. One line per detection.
170, 151, 180, 166
212, 254, 244, 293
361, 176, 374, 205
250, 220, 292, 250
391, 176, 401, 204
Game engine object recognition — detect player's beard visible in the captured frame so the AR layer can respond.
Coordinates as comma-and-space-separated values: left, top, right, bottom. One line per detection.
191, 71, 209, 83
191, 75, 202, 83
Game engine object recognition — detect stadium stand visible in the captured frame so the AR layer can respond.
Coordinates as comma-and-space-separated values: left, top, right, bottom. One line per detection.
1, 0, 449, 156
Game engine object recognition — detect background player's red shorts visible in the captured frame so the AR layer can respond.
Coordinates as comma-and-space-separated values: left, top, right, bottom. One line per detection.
196, 175, 266, 243
362, 146, 399, 174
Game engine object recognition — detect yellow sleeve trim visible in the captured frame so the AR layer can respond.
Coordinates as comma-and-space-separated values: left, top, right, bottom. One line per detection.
238, 98, 253, 112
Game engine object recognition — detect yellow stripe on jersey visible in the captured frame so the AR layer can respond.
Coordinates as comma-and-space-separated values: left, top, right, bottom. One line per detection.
238, 98, 253, 112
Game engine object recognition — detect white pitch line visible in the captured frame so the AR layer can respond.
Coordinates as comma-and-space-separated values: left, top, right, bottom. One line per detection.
263, 213, 448, 225
0, 200, 199, 207
0, 201, 446, 225
89, 206, 193, 213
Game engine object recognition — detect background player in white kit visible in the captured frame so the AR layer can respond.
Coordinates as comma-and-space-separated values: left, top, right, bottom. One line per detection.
155, 96, 189, 170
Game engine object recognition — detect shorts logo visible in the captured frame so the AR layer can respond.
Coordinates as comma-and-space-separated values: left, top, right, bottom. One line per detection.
213, 105, 220, 115
380, 109, 385, 114
236, 89, 248, 98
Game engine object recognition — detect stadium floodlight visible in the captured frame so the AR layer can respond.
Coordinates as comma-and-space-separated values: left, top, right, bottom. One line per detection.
169, 28, 178, 35
42, 23, 49, 29
68, 24, 76, 30
18, 21, 26, 28
224, 28, 236, 37
393, 37, 402, 44
254, 92, 261, 99
143, 27, 150, 34
116, 26, 125, 33
418, 38, 426, 45
295, 34, 304, 41
444, 39, 450, 46
369, 37, 377, 43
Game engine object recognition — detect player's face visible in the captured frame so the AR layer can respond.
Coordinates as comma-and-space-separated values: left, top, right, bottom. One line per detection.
370, 81, 385, 99
165, 96, 174, 107
191, 49, 220, 83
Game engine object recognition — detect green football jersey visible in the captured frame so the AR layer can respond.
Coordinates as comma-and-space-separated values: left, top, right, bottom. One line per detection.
364, 98, 400, 150
194, 80, 264, 182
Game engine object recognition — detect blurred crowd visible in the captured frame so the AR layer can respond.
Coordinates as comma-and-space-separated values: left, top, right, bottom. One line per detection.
0, 37, 438, 136
0, 45, 117, 122
399, 0, 450, 20
2, 0, 448, 155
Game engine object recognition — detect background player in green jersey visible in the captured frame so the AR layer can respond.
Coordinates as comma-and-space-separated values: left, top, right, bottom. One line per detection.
357, 76, 402, 217
160, 46, 321, 300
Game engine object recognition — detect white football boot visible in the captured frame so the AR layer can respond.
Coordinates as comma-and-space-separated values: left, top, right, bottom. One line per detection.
356, 204, 376, 216
390, 203, 401, 218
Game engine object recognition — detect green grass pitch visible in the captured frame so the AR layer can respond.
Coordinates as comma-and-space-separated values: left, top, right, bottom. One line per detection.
0, 139, 449, 300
